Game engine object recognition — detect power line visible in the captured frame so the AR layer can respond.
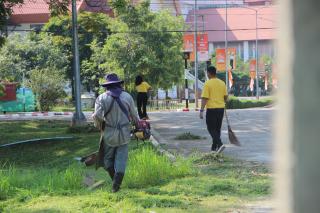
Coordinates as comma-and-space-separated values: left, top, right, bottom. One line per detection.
7, 27, 277, 34
11, 5, 276, 16
13, 1, 275, 7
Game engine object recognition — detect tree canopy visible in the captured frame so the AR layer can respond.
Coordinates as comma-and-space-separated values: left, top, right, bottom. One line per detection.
0, 33, 68, 82
42, 11, 111, 94
1, 0, 186, 98
0, 0, 70, 46
98, 0, 185, 91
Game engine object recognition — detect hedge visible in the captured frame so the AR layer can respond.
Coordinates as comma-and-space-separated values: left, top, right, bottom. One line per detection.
226, 96, 273, 109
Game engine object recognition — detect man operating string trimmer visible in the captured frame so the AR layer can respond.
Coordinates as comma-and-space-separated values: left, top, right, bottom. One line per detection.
92, 73, 140, 193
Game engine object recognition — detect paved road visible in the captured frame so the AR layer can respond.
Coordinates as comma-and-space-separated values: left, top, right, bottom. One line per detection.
149, 108, 273, 164
0, 108, 273, 164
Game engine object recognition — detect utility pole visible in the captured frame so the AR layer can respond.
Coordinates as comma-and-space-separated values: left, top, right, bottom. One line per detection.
194, 0, 199, 109
255, 11, 259, 99
71, 0, 86, 125
184, 53, 190, 111
225, 0, 229, 90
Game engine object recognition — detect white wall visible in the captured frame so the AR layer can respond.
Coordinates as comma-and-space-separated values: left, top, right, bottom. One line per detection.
7, 24, 31, 36
157, 87, 178, 99
7, 23, 45, 36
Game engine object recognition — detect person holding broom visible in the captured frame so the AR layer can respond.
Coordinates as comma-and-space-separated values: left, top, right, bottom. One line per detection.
200, 66, 228, 153
92, 73, 139, 192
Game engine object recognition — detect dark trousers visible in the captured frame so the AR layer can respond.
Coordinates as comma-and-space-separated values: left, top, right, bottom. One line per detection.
137, 92, 148, 119
206, 108, 225, 150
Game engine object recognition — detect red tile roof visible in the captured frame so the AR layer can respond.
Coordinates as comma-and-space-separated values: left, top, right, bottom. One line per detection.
10, 0, 50, 24
186, 5, 277, 42
9, 0, 112, 25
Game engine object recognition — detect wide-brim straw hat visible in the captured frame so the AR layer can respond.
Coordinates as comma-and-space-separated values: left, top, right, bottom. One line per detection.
100, 73, 124, 87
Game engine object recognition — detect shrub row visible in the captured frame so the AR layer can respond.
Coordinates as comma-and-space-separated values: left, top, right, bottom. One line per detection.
226, 96, 273, 109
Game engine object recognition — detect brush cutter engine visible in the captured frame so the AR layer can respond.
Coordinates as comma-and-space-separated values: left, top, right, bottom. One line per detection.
132, 120, 151, 141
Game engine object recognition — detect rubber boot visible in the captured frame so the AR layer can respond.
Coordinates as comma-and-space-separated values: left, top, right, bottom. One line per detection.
112, 172, 124, 193
105, 167, 115, 180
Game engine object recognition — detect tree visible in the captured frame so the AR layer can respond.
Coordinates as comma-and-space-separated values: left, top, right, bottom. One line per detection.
0, 33, 68, 82
100, 0, 185, 91
0, 0, 70, 47
81, 40, 106, 96
42, 11, 111, 94
27, 68, 66, 111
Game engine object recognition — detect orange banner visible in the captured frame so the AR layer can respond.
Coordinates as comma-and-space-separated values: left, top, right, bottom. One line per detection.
183, 33, 209, 62
216, 48, 226, 72
197, 33, 208, 51
183, 34, 195, 61
250, 71, 256, 79
249, 59, 256, 73
183, 34, 194, 52
228, 48, 237, 70
197, 33, 209, 61
216, 48, 237, 71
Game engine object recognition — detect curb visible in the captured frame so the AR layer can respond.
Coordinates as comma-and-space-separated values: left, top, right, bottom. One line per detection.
0, 112, 73, 118
176, 108, 199, 112
150, 128, 176, 162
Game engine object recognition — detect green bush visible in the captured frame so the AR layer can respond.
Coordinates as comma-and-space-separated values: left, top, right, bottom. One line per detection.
226, 96, 273, 109
27, 68, 66, 111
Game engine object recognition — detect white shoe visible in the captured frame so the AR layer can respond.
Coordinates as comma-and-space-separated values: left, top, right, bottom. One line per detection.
216, 145, 226, 154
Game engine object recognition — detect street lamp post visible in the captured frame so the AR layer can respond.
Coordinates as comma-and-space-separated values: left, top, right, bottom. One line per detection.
71, 0, 86, 125
255, 10, 259, 99
194, 0, 199, 109
183, 51, 191, 111
225, 0, 228, 90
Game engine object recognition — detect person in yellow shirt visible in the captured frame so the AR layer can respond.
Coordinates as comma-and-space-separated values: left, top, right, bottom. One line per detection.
135, 75, 152, 119
200, 66, 228, 153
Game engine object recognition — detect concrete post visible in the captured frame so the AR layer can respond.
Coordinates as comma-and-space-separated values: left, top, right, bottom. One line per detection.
276, 0, 320, 212
71, 0, 86, 125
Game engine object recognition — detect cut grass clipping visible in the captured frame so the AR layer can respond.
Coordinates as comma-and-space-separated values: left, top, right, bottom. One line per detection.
174, 132, 206, 140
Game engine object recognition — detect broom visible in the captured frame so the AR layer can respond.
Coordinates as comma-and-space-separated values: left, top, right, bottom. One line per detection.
224, 108, 241, 146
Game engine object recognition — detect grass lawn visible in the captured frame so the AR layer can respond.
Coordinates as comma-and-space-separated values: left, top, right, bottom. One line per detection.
0, 121, 272, 212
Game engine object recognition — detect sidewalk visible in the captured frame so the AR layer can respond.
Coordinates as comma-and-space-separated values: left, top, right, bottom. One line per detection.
149, 108, 273, 164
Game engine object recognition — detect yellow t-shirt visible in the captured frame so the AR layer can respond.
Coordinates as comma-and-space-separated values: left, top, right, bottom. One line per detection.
201, 78, 227, 109
136, 82, 151, 93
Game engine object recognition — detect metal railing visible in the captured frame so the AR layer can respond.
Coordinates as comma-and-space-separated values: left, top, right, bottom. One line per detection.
147, 99, 182, 111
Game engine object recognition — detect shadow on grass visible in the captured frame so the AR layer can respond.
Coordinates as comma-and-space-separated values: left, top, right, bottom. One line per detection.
0, 121, 100, 168
1, 121, 77, 144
